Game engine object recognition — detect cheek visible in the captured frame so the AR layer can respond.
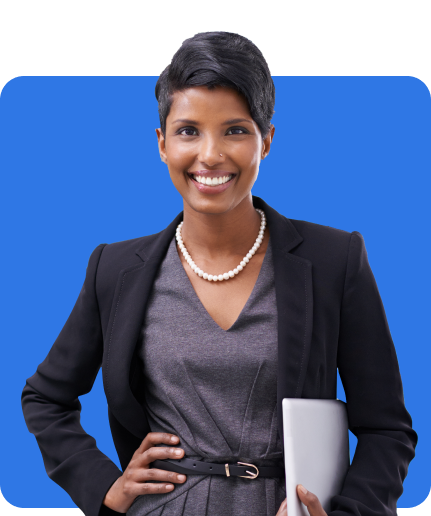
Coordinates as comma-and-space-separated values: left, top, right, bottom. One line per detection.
165, 146, 192, 187
235, 138, 261, 160
167, 142, 195, 167
235, 145, 260, 170
249, 152, 260, 167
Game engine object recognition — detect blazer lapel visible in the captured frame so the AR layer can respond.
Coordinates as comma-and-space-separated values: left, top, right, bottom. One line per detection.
255, 197, 314, 448
103, 212, 183, 439
103, 195, 313, 446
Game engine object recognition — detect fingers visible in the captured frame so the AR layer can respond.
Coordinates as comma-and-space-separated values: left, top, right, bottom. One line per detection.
139, 444, 185, 467
296, 485, 327, 516
133, 467, 187, 485
275, 497, 287, 516
137, 432, 180, 454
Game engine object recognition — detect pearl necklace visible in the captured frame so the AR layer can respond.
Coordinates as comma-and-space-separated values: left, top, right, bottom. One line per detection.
175, 208, 266, 282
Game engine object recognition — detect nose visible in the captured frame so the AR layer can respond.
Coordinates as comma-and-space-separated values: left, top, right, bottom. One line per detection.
197, 136, 224, 167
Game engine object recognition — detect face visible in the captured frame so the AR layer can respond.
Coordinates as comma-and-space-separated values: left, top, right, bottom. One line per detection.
156, 85, 275, 215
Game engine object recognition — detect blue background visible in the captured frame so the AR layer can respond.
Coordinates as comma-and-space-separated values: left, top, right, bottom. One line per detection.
0, 76, 429, 508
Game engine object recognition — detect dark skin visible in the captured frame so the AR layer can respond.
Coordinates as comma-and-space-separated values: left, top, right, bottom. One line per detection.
156, 86, 275, 270
158, 85, 272, 331
90, 87, 327, 516
156, 86, 327, 516
277, 486, 329, 516
103, 87, 327, 510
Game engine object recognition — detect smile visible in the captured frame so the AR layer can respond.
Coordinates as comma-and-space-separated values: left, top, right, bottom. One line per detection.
190, 174, 235, 186
187, 172, 237, 194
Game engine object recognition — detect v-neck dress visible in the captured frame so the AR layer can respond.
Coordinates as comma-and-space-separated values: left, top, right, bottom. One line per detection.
127, 235, 286, 516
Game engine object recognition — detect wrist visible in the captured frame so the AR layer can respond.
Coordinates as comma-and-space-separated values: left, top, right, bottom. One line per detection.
103, 476, 125, 512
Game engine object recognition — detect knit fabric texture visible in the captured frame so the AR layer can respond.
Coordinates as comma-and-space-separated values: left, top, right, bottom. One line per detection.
127, 235, 285, 516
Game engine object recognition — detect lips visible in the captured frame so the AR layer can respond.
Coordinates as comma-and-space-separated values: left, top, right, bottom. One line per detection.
188, 170, 237, 179
187, 173, 236, 195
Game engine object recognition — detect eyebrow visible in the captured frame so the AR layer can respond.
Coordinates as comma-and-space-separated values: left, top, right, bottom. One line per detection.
172, 118, 253, 125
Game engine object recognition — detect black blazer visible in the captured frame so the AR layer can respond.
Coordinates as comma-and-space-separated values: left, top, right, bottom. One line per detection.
21, 195, 417, 516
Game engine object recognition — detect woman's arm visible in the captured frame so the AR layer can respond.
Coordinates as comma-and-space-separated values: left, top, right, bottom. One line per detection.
329, 231, 418, 516
21, 243, 123, 516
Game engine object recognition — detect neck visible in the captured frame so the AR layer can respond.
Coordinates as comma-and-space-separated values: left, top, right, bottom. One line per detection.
180, 195, 262, 260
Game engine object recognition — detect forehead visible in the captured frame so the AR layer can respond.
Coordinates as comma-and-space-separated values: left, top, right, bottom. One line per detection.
168, 86, 251, 121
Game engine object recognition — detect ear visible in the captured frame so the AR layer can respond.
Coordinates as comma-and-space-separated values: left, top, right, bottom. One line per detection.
155, 128, 167, 163
261, 124, 275, 159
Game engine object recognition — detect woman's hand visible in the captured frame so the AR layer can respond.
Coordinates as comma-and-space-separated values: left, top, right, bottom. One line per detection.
276, 485, 328, 516
102, 432, 187, 514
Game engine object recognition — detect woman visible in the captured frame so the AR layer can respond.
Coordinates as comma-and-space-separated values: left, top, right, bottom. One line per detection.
21, 32, 417, 516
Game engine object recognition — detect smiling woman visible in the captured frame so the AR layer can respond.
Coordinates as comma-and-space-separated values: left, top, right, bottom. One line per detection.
21, 31, 417, 516
156, 86, 273, 212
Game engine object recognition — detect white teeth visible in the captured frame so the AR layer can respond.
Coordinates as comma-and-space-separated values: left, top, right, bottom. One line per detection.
192, 174, 233, 185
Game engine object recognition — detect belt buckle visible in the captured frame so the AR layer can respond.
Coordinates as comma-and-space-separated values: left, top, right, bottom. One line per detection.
237, 461, 259, 479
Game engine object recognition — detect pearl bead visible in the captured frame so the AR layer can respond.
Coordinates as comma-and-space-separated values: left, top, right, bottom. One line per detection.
176, 208, 265, 282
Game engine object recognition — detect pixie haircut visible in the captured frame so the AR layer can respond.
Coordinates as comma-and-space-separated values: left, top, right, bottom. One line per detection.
155, 31, 275, 140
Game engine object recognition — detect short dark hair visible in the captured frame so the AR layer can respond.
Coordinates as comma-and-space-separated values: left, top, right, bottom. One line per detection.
155, 31, 275, 140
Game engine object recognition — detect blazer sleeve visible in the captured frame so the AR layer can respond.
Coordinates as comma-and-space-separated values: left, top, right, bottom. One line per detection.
21, 243, 124, 516
328, 231, 418, 516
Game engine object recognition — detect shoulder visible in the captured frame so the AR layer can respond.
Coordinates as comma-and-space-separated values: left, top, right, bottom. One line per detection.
286, 217, 360, 270
289, 217, 353, 247
289, 217, 351, 238
102, 232, 159, 260
93, 230, 163, 281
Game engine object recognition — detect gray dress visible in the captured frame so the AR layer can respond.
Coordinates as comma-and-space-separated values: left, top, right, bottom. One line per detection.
127, 235, 286, 516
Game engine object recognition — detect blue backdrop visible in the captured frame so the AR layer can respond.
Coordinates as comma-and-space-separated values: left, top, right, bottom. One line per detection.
0, 76, 429, 508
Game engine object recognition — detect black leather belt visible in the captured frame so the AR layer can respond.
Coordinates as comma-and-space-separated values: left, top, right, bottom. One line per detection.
152, 457, 285, 479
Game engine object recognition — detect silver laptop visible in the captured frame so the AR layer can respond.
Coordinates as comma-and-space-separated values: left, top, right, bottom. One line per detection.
282, 398, 350, 516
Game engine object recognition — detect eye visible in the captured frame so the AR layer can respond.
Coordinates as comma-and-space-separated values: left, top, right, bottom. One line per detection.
176, 126, 249, 136
178, 127, 198, 136
226, 127, 248, 135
